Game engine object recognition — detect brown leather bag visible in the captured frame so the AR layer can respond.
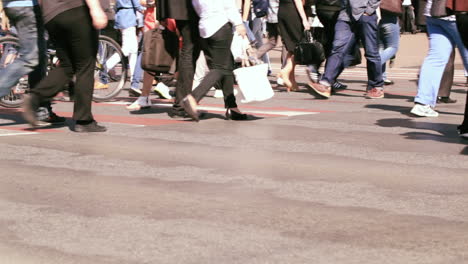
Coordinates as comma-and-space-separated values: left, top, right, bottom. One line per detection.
380, 0, 403, 16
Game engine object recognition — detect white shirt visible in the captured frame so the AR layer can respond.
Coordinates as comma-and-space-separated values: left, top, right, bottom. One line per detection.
192, 0, 243, 38
267, 0, 279, 23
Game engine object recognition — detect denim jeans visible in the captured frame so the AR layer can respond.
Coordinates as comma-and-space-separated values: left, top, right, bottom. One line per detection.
379, 13, 400, 80
256, 22, 279, 59
0, 6, 46, 98
249, 17, 270, 65
131, 52, 143, 89
415, 17, 468, 107
322, 14, 383, 89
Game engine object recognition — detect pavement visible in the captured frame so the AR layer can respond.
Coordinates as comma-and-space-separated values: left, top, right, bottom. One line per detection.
0, 33, 467, 264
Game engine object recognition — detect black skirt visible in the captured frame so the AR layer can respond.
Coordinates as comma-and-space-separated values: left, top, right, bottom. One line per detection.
278, 0, 304, 52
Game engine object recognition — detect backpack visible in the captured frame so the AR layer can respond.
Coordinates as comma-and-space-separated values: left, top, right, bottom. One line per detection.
141, 28, 179, 74
252, 0, 269, 18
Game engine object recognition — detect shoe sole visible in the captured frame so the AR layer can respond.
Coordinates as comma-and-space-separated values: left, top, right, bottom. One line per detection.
182, 96, 199, 121
154, 89, 172, 100
73, 128, 107, 132
410, 109, 438, 117
306, 83, 331, 98
365, 95, 384, 99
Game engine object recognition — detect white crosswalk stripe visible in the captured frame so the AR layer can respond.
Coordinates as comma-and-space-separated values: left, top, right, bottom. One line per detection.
106, 102, 320, 117
271, 65, 467, 81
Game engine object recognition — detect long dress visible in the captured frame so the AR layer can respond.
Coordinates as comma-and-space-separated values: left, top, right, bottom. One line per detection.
278, 0, 303, 52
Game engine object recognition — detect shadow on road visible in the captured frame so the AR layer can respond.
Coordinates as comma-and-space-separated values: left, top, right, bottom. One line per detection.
376, 118, 468, 151
366, 104, 464, 117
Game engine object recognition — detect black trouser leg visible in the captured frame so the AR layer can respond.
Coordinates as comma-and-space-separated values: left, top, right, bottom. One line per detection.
192, 23, 237, 109
174, 20, 201, 110
438, 49, 455, 98
316, 10, 340, 58
31, 6, 97, 121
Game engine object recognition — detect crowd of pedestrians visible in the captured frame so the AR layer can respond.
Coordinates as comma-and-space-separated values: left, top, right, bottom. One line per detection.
0, 0, 467, 138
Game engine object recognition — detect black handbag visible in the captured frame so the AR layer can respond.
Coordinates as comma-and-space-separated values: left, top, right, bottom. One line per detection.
141, 28, 179, 74
294, 30, 325, 65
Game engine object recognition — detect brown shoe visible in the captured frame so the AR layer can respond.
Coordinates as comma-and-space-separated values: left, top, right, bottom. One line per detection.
365, 88, 384, 99
182, 94, 199, 121
307, 82, 331, 98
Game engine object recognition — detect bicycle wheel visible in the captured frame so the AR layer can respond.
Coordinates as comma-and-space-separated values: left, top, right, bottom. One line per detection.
0, 36, 28, 108
93, 35, 127, 102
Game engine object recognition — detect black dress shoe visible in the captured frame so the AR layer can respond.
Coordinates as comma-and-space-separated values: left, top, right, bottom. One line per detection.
74, 121, 107, 132
167, 108, 189, 118
458, 125, 468, 139
39, 112, 67, 124
437, 96, 457, 104
226, 109, 248, 120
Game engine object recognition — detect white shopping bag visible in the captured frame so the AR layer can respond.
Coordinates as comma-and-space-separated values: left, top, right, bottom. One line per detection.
234, 63, 274, 104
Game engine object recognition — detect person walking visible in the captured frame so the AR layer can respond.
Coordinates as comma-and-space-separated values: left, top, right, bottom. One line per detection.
0, 0, 64, 124
114, 0, 144, 88
157, 0, 201, 118
455, 11, 468, 138
256, 0, 280, 61
309, 0, 357, 91
181, 0, 249, 121
308, 0, 383, 99
277, 0, 311, 92
401, 0, 417, 33
378, 0, 402, 85
436, 49, 457, 104
22, 0, 108, 132
410, 0, 468, 117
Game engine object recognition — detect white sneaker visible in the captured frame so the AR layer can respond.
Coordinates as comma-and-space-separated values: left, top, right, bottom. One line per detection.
213, 89, 224, 98
126, 96, 151, 111
153, 82, 172, 99
410, 104, 439, 117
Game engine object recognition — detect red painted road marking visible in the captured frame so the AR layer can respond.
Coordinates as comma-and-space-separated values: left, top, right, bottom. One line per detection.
0, 126, 62, 133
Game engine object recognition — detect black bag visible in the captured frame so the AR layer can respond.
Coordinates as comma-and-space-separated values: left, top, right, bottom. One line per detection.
141, 28, 179, 74
294, 30, 325, 65
252, 0, 269, 18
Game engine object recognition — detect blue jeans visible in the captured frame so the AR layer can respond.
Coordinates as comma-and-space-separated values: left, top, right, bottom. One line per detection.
379, 14, 400, 80
322, 14, 383, 89
243, 21, 256, 44
0, 6, 46, 98
249, 17, 270, 64
131, 52, 143, 89
415, 17, 468, 107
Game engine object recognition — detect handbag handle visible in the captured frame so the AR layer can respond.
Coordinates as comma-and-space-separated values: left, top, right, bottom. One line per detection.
303, 30, 314, 43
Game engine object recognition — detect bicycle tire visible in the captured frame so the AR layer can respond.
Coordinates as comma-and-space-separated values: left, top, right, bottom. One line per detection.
92, 35, 127, 102
0, 36, 26, 108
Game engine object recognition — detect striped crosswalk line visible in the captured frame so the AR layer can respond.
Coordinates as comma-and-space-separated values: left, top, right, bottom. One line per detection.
271, 65, 467, 81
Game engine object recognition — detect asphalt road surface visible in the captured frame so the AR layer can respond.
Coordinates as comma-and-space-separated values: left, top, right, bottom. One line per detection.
0, 34, 467, 264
